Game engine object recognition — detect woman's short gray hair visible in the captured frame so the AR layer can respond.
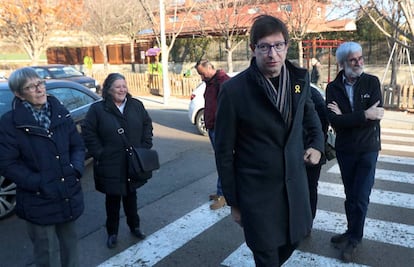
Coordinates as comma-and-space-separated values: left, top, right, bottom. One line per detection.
335, 42, 362, 67
8, 67, 40, 94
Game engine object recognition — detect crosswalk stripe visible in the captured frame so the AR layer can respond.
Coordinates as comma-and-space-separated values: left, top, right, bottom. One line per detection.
97, 203, 230, 267
327, 164, 414, 184
382, 134, 414, 143
318, 181, 414, 209
381, 128, 414, 135
222, 243, 370, 267
314, 210, 414, 248
382, 143, 414, 153
378, 154, 414, 165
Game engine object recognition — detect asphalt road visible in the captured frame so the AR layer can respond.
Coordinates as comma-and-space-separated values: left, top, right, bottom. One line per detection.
0, 107, 413, 267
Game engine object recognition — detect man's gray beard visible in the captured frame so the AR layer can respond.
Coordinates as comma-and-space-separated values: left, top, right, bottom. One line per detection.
344, 65, 363, 79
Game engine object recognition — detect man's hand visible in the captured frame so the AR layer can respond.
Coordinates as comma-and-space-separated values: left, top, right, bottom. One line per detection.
304, 147, 321, 165
231, 206, 243, 227
327, 101, 342, 115
364, 101, 384, 120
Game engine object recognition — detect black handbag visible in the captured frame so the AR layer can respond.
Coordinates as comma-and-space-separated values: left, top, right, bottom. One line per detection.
113, 117, 160, 182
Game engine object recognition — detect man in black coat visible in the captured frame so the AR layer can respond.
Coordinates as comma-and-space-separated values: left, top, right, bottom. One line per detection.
214, 15, 324, 266
326, 42, 384, 262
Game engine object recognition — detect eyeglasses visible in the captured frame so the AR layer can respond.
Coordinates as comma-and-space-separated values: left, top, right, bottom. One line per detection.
348, 56, 364, 65
23, 80, 46, 92
255, 42, 287, 54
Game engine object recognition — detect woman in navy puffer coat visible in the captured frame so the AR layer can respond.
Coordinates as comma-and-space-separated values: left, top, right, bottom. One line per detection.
0, 67, 85, 267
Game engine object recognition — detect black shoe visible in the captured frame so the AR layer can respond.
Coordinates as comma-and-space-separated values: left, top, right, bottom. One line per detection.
107, 234, 117, 249
330, 233, 349, 244
342, 241, 358, 262
131, 228, 146, 240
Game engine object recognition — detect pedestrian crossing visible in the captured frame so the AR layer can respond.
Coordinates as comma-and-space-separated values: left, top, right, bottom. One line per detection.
98, 128, 414, 267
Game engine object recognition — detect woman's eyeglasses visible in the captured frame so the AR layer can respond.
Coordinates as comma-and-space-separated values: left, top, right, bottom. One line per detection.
23, 80, 46, 92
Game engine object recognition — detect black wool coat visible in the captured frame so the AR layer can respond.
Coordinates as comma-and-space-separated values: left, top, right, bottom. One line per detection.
82, 95, 153, 195
215, 59, 324, 251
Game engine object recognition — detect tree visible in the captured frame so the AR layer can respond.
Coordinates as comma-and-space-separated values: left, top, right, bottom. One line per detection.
355, 0, 413, 47
82, 0, 129, 70
282, 0, 326, 67
355, 0, 414, 86
140, 0, 197, 57
194, 0, 252, 73
0, 0, 84, 64
118, 0, 151, 72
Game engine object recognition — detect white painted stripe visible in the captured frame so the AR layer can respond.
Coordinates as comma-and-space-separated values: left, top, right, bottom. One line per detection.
222, 243, 370, 267
378, 154, 414, 165
97, 203, 230, 267
382, 143, 414, 153
382, 134, 414, 143
382, 128, 414, 135
318, 181, 414, 209
327, 164, 414, 184
314, 210, 414, 248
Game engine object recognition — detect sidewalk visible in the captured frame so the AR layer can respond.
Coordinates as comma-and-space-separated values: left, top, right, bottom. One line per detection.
136, 95, 414, 130
136, 95, 190, 111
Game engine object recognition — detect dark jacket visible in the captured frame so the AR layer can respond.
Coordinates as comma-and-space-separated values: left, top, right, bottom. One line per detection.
215, 59, 324, 251
203, 69, 230, 129
305, 86, 329, 165
82, 95, 153, 196
326, 71, 382, 153
0, 96, 85, 225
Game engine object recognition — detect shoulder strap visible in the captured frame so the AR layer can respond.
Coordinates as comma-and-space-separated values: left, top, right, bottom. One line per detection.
110, 113, 131, 149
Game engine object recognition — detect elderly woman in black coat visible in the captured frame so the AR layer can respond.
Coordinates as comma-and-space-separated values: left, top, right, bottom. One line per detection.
82, 73, 153, 248
0, 67, 85, 267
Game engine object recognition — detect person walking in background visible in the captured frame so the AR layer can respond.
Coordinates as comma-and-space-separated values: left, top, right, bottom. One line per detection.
0, 67, 85, 267
214, 15, 324, 266
326, 42, 384, 262
82, 73, 153, 249
195, 59, 230, 210
310, 57, 321, 85
305, 86, 329, 223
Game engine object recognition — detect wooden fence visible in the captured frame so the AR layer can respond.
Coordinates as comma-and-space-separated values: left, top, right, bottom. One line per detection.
92, 72, 202, 97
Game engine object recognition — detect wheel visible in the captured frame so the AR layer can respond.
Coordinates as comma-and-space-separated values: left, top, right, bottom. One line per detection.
195, 109, 208, 136
0, 175, 16, 219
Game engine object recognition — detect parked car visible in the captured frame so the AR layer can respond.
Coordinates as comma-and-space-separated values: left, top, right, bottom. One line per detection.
31, 64, 100, 93
0, 80, 101, 219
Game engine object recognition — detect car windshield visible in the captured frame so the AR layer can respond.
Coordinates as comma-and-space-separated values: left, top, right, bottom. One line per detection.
48, 67, 84, 79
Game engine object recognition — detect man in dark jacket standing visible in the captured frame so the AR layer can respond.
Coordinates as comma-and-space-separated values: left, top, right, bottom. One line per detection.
326, 42, 384, 262
215, 15, 324, 266
0, 67, 85, 267
195, 59, 230, 210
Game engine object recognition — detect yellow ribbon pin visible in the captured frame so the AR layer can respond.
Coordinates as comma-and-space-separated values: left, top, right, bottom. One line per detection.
295, 85, 301, 93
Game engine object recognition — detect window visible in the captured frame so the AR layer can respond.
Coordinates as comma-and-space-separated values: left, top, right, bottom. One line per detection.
48, 87, 95, 112
169, 16, 179, 22
280, 4, 292, 12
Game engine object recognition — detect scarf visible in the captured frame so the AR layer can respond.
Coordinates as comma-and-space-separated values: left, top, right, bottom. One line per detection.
22, 100, 51, 129
251, 59, 292, 127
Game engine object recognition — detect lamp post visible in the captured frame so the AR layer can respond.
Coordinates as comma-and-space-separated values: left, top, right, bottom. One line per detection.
159, 0, 170, 104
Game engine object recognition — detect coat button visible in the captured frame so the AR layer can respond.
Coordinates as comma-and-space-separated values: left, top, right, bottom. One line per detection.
61, 178, 65, 182
56, 155, 59, 159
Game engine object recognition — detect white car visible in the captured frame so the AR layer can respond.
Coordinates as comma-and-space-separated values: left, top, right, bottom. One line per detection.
188, 72, 239, 136
188, 78, 325, 136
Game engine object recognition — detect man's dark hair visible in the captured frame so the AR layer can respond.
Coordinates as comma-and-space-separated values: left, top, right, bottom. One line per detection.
249, 15, 289, 45
195, 59, 214, 69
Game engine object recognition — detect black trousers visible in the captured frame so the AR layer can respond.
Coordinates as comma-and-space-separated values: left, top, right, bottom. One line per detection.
252, 242, 298, 267
105, 191, 140, 235
306, 164, 322, 219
